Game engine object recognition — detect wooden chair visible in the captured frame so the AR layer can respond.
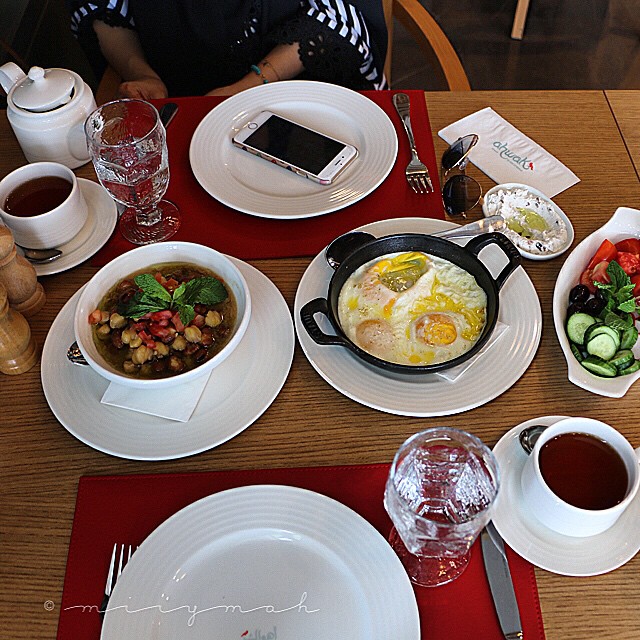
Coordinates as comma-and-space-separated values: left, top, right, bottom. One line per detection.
96, 0, 471, 103
383, 0, 471, 90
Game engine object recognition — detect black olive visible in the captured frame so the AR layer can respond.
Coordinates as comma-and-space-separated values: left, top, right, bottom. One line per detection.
569, 284, 590, 304
585, 297, 605, 315
567, 302, 585, 316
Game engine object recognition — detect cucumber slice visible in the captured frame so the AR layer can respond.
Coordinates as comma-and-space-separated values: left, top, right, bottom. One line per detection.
619, 360, 640, 375
581, 356, 618, 377
566, 313, 597, 346
610, 349, 635, 369
586, 333, 618, 361
620, 325, 639, 350
570, 343, 584, 362
584, 324, 621, 351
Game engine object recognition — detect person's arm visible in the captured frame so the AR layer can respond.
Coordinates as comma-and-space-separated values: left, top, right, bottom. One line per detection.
206, 43, 303, 96
93, 20, 168, 99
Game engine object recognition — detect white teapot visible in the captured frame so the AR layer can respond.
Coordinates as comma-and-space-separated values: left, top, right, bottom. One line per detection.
0, 63, 96, 169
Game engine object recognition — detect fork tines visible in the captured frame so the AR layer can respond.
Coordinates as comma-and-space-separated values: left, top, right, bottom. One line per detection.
100, 543, 134, 617
407, 170, 433, 195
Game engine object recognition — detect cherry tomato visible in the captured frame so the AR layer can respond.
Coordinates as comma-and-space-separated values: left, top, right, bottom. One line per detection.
579, 260, 610, 293
617, 251, 640, 275
615, 238, 640, 256
587, 239, 618, 270
632, 274, 640, 298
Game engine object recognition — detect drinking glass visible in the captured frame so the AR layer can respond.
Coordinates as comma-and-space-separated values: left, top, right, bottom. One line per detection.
384, 427, 499, 587
84, 99, 180, 245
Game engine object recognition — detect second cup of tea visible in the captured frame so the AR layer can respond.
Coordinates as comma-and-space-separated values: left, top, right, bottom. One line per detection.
0, 162, 88, 250
520, 416, 640, 537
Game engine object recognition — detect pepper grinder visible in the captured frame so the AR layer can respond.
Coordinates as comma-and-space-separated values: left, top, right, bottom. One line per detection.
0, 281, 38, 374
0, 226, 46, 317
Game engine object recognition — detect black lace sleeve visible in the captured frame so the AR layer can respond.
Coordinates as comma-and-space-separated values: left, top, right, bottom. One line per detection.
269, 0, 388, 90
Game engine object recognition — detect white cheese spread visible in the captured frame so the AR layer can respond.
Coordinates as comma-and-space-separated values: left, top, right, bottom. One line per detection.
484, 187, 569, 256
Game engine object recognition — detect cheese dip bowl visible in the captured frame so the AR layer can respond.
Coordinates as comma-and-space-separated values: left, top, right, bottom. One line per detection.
483, 183, 574, 261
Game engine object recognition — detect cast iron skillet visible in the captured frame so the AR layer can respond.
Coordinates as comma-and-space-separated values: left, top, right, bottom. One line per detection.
299, 232, 521, 374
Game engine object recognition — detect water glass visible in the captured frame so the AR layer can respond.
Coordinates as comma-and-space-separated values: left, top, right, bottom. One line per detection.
84, 99, 180, 245
384, 427, 499, 587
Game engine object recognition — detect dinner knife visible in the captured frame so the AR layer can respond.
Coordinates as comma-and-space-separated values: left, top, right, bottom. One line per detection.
481, 521, 524, 640
159, 102, 178, 129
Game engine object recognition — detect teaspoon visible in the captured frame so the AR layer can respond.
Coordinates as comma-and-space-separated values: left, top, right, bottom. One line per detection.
518, 424, 548, 454
19, 246, 63, 264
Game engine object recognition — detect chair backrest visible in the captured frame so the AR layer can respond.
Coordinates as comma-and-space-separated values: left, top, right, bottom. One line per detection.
383, 0, 471, 90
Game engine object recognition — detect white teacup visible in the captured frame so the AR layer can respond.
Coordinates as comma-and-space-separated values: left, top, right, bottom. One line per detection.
0, 161, 88, 249
521, 417, 640, 537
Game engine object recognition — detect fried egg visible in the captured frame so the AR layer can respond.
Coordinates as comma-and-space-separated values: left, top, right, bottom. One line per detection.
337, 252, 487, 366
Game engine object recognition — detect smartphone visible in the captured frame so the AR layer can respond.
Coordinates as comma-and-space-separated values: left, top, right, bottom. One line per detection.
232, 111, 358, 185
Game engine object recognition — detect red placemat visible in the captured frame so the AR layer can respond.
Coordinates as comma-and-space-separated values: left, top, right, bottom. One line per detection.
91, 90, 445, 265
56, 464, 545, 639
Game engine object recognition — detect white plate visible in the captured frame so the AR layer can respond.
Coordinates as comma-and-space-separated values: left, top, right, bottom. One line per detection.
189, 81, 397, 219
41, 259, 294, 460
102, 485, 420, 640
26, 179, 117, 276
492, 416, 640, 576
293, 217, 542, 416
553, 206, 640, 397
482, 182, 574, 261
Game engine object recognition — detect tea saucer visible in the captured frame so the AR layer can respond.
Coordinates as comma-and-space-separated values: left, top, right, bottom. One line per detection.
41, 259, 294, 460
491, 416, 640, 576
25, 179, 117, 276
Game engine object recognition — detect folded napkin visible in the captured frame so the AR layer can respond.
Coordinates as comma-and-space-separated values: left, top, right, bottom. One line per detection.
92, 91, 445, 266
57, 465, 545, 640
439, 107, 580, 198
100, 372, 211, 422
436, 321, 508, 382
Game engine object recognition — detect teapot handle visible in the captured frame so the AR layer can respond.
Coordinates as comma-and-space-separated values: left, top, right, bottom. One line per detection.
0, 62, 26, 95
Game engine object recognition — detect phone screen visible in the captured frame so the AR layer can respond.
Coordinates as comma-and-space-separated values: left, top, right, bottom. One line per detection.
242, 115, 346, 175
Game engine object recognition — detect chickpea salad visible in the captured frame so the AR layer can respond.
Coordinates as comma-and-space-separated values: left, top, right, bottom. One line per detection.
88, 263, 236, 379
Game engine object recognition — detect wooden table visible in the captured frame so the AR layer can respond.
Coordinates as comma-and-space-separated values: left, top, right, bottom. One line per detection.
2, 91, 640, 639
606, 90, 640, 182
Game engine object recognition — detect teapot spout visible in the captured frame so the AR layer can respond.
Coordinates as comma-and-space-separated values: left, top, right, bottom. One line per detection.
0, 62, 26, 94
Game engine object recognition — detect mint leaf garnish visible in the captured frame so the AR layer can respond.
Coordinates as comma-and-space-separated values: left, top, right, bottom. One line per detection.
119, 272, 228, 325
133, 274, 172, 303
180, 277, 228, 306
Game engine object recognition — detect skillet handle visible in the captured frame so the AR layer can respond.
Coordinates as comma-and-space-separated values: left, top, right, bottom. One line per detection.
464, 232, 521, 290
299, 298, 348, 346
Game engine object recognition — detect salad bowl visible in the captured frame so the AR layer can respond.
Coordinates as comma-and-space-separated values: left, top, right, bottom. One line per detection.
553, 206, 640, 397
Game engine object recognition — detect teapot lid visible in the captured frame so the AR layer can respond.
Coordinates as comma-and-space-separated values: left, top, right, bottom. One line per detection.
12, 67, 75, 113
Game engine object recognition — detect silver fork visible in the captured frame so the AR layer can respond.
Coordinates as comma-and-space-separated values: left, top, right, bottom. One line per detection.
100, 543, 135, 617
392, 93, 434, 194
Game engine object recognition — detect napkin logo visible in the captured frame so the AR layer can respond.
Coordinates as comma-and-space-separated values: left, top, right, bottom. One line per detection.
241, 627, 277, 639
492, 140, 535, 172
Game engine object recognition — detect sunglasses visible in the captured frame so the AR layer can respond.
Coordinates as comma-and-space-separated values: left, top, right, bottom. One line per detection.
441, 134, 481, 217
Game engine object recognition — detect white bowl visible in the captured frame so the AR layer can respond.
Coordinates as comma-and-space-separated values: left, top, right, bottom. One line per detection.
553, 207, 640, 397
482, 182, 574, 261
74, 242, 251, 389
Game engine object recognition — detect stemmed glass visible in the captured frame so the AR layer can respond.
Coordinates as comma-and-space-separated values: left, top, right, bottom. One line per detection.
384, 427, 500, 587
84, 99, 180, 245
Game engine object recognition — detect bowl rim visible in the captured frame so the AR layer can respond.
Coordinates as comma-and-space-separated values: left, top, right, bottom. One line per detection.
482, 182, 574, 261
553, 206, 640, 397
73, 242, 252, 389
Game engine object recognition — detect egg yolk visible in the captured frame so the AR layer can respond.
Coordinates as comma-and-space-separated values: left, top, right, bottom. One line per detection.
414, 313, 458, 346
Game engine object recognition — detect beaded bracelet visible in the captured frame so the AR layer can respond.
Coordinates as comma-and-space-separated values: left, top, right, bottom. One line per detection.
250, 64, 269, 84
